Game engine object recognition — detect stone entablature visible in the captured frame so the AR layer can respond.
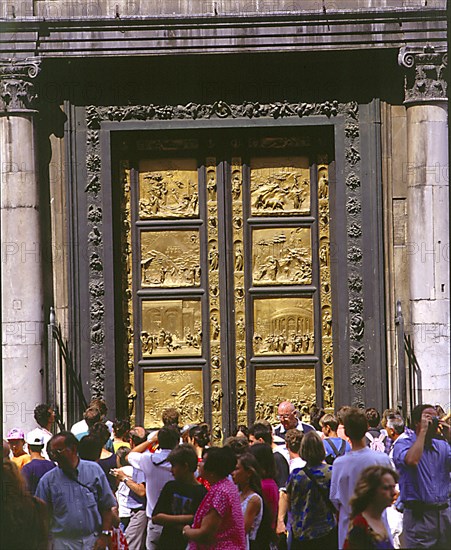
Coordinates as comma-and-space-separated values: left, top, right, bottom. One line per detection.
0, 2, 446, 58
1, 1, 447, 19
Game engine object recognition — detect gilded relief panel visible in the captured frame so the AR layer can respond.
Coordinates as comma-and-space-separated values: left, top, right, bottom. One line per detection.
250, 156, 310, 216
138, 158, 199, 218
206, 158, 224, 442
252, 227, 312, 285
255, 368, 316, 424
140, 230, 201, 287
121, 162, 137, 420
231, 158, 247, 424
143, 370, 203, 428
141, 300, 202, 357
318, 160, 334, 410
253, 297, 314, 355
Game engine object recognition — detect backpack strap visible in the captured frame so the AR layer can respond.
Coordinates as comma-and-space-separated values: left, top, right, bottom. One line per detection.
325, 438, 339, 457
338, 439, 347, 457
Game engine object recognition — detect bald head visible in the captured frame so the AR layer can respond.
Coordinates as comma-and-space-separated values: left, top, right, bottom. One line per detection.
278, 401, 298, 430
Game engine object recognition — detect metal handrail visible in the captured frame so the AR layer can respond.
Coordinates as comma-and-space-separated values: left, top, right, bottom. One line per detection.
395, 300, 407, 419
404, 332, 422, 411
395, 300, 422, 422
47, 307, 88, 430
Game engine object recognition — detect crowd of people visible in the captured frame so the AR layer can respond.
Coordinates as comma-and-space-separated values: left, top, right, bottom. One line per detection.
2, 398, 450, 550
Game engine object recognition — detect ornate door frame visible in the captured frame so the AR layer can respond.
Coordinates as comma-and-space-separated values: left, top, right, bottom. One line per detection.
71, 98, 387, 425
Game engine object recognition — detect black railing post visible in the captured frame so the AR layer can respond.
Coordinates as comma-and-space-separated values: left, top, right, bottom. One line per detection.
46, 307, 87, 431
47, 307, 57, 409
395, 300, 407, 419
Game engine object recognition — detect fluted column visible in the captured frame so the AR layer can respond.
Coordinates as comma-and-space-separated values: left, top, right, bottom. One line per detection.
398, 46, 449, 408
0, 58, 45, 432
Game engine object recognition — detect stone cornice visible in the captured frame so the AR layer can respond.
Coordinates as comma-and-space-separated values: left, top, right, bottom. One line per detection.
0, 57, 41, 112
0, 9, 446, 58
398, 46, 448, 104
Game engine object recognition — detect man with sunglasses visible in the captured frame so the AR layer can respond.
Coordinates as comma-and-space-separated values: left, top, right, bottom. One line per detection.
35, 431, 116, 550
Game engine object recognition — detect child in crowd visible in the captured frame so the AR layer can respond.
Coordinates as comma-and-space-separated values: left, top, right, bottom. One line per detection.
152, 443, 207, 550
115, 446, 133, 531
320, 414, 351, 463
7, 429, 31, 470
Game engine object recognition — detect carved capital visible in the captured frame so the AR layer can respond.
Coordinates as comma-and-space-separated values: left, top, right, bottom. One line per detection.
0, 58, 41, 112
398, 46, 447, 105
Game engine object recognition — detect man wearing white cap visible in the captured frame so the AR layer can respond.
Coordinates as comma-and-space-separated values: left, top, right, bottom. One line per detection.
22, 433, 56, 495
26, 403, 56, 460
7, 428, 31, 469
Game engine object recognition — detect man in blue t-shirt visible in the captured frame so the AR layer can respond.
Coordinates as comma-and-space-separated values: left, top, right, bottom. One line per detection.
320, 414, 351, 464
21, 433, 56, 495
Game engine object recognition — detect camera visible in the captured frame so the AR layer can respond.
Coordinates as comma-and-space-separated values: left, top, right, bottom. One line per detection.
431, 417, 439, 430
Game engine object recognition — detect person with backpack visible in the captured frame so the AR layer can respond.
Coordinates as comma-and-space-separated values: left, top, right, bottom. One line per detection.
365, 408, 387, 452
320, 414, 351, 464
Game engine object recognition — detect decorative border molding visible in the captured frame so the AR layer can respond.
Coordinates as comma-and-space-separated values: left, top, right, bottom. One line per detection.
84, 99, 364, 405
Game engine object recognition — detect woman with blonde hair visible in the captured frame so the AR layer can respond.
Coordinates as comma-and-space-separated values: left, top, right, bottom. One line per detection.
344, 465, 398, 549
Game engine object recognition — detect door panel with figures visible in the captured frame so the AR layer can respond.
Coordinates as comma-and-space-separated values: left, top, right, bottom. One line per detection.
121, 129, 335, 439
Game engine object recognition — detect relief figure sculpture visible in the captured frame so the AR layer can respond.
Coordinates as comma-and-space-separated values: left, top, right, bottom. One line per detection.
207, 174, 216, 198
254, 298, 314, 355
211, 315, 220, 340
208, 246, 219, 270
141, 300, 202, 357
143, 370, 203, 427
323, 310, 332, 337
139, 158, 198, 218
253, 228, 312, 285
250, 157, 310, 216
211, 384, 223, 412
231, 174, 242, 200
322, 377, 334, 408
235, 247, 244, 271
237, 385, 247, 412
318, 174, 329, 199
141, 231, 201, 287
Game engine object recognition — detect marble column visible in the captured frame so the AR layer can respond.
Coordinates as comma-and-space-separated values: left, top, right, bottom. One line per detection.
398, 46, 449, 409
0, 58, 45, 432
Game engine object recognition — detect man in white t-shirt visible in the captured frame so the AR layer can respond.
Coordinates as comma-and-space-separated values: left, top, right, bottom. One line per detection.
127, 426, 179, 549
330, 407, 392, 549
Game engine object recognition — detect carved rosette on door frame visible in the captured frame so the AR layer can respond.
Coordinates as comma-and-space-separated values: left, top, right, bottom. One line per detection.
86, 100, 362, 431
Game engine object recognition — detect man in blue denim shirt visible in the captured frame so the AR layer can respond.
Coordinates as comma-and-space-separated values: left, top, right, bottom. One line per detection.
36, 431, 116, 550
393, 404, 451, 549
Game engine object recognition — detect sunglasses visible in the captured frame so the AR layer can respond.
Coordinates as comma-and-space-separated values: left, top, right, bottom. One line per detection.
49, 447, 69, 459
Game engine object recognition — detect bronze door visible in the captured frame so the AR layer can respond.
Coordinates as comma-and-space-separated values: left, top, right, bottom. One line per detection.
122, 132, 334, 439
